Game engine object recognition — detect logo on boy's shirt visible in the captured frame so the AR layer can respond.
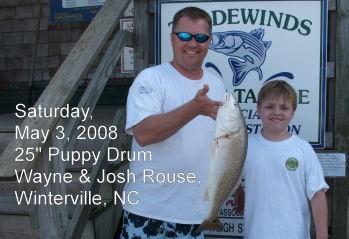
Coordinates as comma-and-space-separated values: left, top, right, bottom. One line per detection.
285, 157, 299, 171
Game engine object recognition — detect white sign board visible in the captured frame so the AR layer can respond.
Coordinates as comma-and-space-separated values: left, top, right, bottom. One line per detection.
318, 153, 347, 177
121, 47, 134, 73
62, 0, 133, 12
62, 0, 105, 8
120, 18, 134, 33
156, 0, 328, 148
120, 18, 134, 73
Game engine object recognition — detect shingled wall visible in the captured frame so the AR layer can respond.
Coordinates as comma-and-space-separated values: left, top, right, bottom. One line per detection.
0, 0, 133, 113
0, 0, 88, 82
0, 0, 84, 112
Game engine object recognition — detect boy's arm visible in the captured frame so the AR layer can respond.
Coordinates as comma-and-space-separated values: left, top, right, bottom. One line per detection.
310, 189, 328, 239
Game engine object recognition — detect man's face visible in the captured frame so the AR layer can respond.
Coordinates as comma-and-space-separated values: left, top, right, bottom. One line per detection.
171, 16, 210, 74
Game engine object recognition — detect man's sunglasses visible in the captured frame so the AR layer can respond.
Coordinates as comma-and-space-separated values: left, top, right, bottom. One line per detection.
173, 32, 210, 43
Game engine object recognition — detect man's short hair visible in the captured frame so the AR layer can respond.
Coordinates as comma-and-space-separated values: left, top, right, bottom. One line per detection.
172, 7, 212, 34
257, 80, 298, 110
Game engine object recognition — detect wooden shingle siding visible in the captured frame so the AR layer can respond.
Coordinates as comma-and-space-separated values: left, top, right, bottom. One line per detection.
0, 0, 132, 113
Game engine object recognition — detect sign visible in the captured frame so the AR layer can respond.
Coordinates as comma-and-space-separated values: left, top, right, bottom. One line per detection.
317, 153, 347, 177
49, 0, 101, 23
50, 1, 132, 24
204, 193, 244, 238
155, 0, 328, 148
121, 47, 134, 73
120, 18, 134, 73
62, 0, 105, 8
120, 18, 134, 32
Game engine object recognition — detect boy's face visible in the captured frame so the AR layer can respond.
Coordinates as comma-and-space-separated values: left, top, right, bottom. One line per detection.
257, 96, 295, 139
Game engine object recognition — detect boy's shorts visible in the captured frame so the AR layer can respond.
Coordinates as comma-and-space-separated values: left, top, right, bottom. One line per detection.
120, 210, 204, 239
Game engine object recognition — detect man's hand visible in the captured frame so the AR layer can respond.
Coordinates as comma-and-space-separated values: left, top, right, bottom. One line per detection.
191, 84, 223, 119
132, 84, 223, 146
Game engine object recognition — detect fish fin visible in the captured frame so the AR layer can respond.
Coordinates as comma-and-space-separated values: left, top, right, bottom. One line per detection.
249, 28, 264, 40
204, 188, 209, 201
196, 217, 221, 234
250, 29, 272, 50
263, 41, 272, 49
256, 67, 263, 80
229, 58, 249, 86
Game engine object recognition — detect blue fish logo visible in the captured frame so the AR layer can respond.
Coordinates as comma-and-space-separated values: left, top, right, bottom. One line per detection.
209, 28, 271, 86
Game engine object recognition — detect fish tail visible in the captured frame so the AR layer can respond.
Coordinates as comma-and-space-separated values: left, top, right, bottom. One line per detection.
195, 217, 221, 234
229, 58, 249, 86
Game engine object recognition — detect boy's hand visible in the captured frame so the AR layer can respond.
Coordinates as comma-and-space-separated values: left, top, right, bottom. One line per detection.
311, 190, 328, 239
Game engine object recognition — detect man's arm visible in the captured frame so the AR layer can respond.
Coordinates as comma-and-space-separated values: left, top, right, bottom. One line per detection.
310, 189, 328, 239
133, 84, 222, 146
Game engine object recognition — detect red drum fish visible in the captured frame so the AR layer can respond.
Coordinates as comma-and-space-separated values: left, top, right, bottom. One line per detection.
197, 93, 247, 233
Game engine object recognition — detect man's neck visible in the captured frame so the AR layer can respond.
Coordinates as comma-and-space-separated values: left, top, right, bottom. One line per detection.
170, 61, 203, 80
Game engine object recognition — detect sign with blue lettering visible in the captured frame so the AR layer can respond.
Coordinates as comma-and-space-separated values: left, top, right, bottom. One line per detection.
49, 0, 101, 24
62, 0, 105, 8
155, 0, 328, 149
50, 1, 133, 24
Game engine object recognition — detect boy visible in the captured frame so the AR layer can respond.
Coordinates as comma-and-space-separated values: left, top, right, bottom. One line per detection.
242, 80, 328, 239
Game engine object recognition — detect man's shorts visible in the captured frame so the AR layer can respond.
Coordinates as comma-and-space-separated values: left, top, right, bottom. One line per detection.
120, 211, 204, 239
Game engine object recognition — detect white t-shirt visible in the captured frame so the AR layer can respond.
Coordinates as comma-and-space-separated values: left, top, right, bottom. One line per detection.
123, 63, 226, 224
243, 133, 329, 239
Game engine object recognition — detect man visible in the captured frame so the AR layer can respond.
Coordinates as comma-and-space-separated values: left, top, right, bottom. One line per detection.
121, 7, 226, 238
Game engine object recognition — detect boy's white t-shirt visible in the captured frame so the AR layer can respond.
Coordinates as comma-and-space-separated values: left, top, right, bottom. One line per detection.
243, 133, 328, 239
123, 63, 226, 224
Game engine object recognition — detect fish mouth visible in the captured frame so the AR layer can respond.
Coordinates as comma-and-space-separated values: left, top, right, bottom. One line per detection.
223, 93, 238, 106
209, 34, 224, 49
